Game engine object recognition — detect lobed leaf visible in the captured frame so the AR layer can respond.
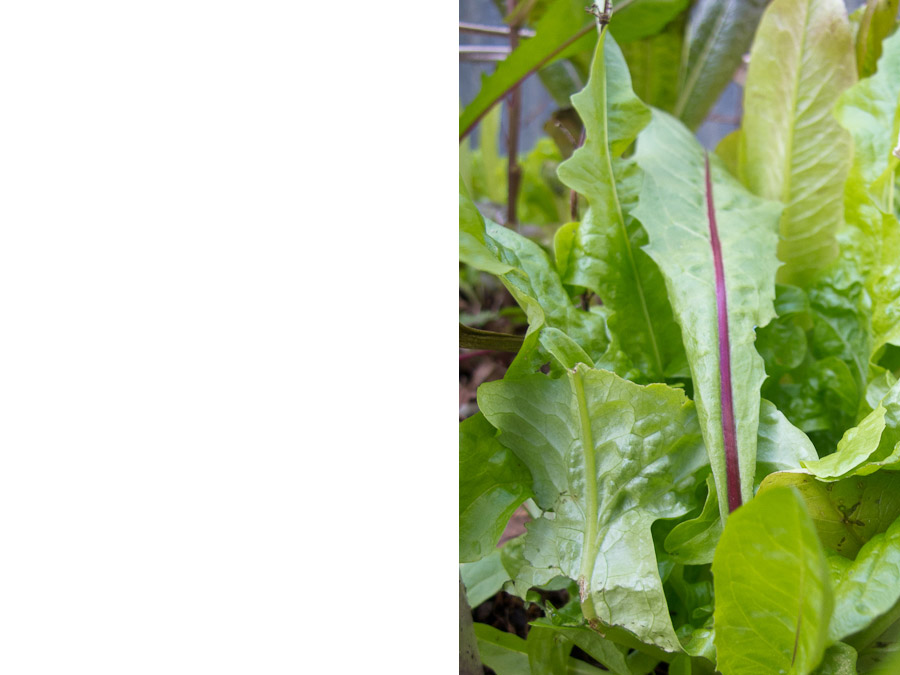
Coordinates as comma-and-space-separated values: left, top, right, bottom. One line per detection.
557, 29, 684, 381
633, 109, 782, 518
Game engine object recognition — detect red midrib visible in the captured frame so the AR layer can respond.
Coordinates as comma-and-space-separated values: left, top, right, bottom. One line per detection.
704, 153, 742, 512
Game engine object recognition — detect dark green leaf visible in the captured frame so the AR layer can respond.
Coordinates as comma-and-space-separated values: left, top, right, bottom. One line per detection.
673, 0, 769, 130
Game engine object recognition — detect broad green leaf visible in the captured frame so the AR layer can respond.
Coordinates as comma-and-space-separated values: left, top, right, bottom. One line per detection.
620, 10, 685, 114
474, 622, 610, 675
855, 0, 899, 79
673, 0, 769, 130
460, 549, 511, 608
829, 515, 900, 642
460, 413, 534, 563
739, 0, 857, 286
459, 0, 597, 140
557, 29, 684, 380
713, 487, 833, 675
665, 399, 817, 564
479, 366, 707, 652
759, 471, 900, 558
633, 109, 782, 517
815, 643, 858, 675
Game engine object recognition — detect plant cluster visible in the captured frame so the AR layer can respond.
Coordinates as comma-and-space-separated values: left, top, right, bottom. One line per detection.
459, 0, 900, 673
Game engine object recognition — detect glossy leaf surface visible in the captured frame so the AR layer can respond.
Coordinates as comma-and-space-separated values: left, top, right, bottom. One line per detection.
479, 365, 707, 652
713, 487, 833, 675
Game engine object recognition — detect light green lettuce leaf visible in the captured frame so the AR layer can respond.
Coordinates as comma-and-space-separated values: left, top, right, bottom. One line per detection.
802, 378, 900, 480
460, 549, 511, 608
673, 0, 768, 130
713, 487, 833, 675
459, 413, 534, 563
829, 515, 900, 642
632, 109, 782, 518
557, 29, 684, 380
478, 365, 707, 652
739, 0, 857, 286
759, 471, 900, 558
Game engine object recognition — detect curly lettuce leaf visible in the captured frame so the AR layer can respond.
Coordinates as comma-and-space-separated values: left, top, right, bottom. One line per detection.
478, 366, 707, 652
739, 0, 857, 286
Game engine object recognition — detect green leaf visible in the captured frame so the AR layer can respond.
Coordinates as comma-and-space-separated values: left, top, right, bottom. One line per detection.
460, 549, 512, 608
620, 11, 685, 114
527, 623, 571, 675
829, 515, 900, 642
459, 179, 513, 276
478, 366, 707, 652
632, 109, 782, 517
461, 196, 635, 376
459, 0, 597, 140
855, 0, 899, 79
739, 0, 857, 286
801, 379, 900, 480
531, 620, 632, 675
460, 413, 535, 563
814, 642, 858, 675
759, 471, 900, 558
557, 29, 684, 380
608, 0, 690, 45
665, 400, 818, 565
713, 487, 833, 675
474, 623, 610, 675
673, 0, 769, 130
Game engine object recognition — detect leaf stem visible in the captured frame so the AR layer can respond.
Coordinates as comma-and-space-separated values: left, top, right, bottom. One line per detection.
705, 153, 742, 512
506, 0, 522, 227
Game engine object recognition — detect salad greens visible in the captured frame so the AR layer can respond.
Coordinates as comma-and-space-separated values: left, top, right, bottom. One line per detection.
460, 0, 900, 672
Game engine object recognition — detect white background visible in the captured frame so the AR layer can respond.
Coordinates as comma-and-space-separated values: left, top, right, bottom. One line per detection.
0, 2, 453, 671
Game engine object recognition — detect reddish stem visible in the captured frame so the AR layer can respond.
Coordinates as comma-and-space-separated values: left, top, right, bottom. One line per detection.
459, 350, 493, 362
704, 153, 742, 513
